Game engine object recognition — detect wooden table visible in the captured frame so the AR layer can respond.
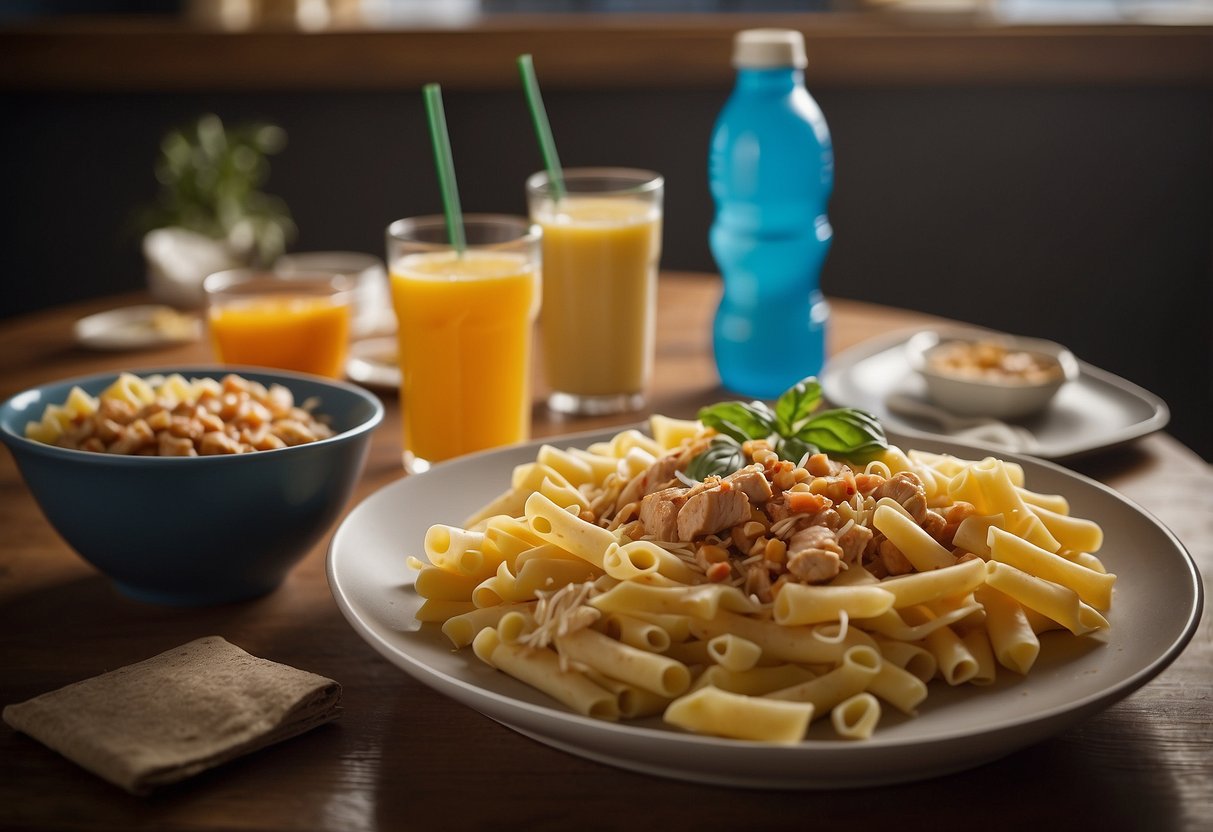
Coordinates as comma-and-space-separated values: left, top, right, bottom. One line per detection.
1, 273, 1209, 830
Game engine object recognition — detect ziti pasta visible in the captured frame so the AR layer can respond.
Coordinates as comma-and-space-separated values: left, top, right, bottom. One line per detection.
407, 389, 1113, 744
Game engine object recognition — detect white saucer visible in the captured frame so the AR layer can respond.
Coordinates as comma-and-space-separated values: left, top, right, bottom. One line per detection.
73, 305, 201, 351
345, 336, 400, 389
821, 327, 1169, 460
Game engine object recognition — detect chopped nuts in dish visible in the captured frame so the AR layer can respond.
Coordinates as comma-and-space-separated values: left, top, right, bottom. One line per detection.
927, 340, 1063, 386
24, 372, 333, 456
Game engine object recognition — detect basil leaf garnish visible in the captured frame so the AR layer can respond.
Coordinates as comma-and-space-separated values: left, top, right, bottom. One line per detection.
696, 401, 776, 444
684, 377, 887, 480
685, 437, 747, 481
797, 408, 888, 463
774, 378, 823, 436
775, 435, 816, 465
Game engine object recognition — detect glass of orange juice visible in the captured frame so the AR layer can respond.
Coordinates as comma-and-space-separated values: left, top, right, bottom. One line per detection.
386, 215, 541, 474
526, 168, 663, 415
203, 269, 354, 378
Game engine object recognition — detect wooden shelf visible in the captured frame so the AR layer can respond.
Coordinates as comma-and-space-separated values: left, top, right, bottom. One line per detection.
2, 14, 1210, 91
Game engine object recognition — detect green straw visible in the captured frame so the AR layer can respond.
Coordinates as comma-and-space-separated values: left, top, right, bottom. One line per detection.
422, 83, 466, 254
517, 54, 565, 201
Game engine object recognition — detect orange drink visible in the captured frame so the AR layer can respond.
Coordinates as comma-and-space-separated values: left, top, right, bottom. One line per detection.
527, 169, 663, 415
387, 216, 541, 473
204, 271, 353, 378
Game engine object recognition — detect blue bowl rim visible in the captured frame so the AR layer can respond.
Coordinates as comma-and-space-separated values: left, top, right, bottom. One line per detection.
0, 364, 385, 465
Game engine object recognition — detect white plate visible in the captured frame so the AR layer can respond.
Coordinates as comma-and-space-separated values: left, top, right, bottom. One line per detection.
345, 337, 400, 390
327, 429, 1202, 789
73, 305, 201, 351
822, 327, 1169, 460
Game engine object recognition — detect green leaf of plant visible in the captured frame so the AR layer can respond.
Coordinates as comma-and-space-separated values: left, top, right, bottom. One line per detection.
696, 401, 776, 443
137, 114, 294, 255
775, 435, 816, 465
774, 377, 823, 435
685, 437, 747, 481
796, 408, 888, 463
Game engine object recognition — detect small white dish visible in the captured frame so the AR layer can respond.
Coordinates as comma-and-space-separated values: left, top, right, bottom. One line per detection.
327, 428, 1201, 789
822, 327, 1169, 460
345, 337, 400, 389
905, 329, 1079, 420
73, 305, 201, 351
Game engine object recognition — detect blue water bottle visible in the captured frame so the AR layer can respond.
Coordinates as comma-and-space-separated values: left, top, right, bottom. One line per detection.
709, 29, 834, 399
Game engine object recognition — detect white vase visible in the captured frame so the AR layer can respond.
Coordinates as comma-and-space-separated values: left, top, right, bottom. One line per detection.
143, 227, 243, 309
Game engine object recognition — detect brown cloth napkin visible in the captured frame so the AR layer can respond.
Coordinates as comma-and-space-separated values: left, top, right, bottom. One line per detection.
3, 636, 341, 794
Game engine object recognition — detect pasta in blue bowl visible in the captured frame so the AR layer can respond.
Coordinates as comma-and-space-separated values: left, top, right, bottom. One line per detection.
0, 366, 382, 605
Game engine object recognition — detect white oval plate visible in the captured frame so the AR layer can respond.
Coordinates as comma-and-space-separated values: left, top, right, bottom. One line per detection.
73, 305, 201, 351
327, 429, 1202, 789
822, 327, 1170, 461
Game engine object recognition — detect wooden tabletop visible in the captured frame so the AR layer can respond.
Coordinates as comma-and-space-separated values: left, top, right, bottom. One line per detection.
1, 272, 1209, 830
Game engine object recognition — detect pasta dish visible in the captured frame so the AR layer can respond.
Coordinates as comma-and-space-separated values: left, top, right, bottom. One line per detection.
24, 372, 333, 456
408, 381, 1112, 743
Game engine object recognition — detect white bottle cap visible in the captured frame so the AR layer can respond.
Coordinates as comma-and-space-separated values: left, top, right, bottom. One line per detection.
732, 29, 808, 70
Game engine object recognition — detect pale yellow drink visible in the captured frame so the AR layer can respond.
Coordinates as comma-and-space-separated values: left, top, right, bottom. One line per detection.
533, 195, 662, 407
390, 251, 540, 470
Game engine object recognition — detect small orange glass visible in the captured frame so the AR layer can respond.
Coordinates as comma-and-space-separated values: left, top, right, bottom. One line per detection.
203, 270, 354, 378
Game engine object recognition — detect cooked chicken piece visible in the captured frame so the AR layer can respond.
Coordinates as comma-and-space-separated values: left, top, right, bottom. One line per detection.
866, 557, 890, 580
786, 525, 844, 583
920, 509, 947, 541
941, 502, 977, 547
614, 436, 712, 510
878, 538, 915, 575
836, 522, 873, 566
639, 485, 690, 541
744, 564, 774, 603
787, 549, 842, 584
817, 509, 843, 531
618, 453, 677, 509
722, 464, 774, 504
677, 484, 750, 540
765, 495, 793, 525
874, 471, 928, 522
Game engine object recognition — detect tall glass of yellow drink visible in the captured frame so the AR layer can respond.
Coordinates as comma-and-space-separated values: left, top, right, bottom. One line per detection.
526, 168, 663, 415
203, 270, 354, 378
387, 215, 541, 473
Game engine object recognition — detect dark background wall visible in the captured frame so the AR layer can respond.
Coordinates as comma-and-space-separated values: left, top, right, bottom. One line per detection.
4, 83, 1211, 458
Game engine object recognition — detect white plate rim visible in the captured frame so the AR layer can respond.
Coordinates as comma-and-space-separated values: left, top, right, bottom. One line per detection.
327, 428, 1203, 788
821, 326, 1170, 460
345, 336, 400, 390
73, 304, 201, 351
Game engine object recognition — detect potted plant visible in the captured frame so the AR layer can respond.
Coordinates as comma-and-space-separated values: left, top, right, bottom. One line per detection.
139, 114, 296, 308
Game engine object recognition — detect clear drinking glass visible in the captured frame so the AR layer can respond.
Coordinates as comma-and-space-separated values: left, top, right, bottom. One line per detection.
274, 251, 392, 337
527, 167, 663, 415
386, 215, 541, 474
203, 269, 354, 378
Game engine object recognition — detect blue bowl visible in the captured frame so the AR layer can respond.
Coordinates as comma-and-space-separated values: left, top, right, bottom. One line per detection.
0, 367, 383, 606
